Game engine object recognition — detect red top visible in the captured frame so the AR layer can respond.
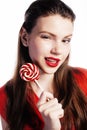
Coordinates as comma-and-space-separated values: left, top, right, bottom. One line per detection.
0, 67, 87, 130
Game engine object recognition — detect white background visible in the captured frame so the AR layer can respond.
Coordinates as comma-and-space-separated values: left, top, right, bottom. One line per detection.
0, 0, 87, 87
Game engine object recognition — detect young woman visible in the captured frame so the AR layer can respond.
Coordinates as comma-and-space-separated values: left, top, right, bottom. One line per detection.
0, 0, 87, 130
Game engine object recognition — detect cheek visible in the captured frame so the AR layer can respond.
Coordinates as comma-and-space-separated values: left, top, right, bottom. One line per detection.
63, 46, 70, 57
28, 42, 43, 60
30, 41, 50, 54
28, 44, 38, 58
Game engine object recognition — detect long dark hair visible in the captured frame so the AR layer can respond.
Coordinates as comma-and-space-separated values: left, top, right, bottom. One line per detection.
5, 0, 87, 130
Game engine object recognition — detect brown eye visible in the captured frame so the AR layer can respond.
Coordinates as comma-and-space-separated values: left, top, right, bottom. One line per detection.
62, 39, 71, 44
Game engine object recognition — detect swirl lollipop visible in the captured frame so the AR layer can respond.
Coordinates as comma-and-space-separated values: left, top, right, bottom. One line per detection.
19, 63, 43, 91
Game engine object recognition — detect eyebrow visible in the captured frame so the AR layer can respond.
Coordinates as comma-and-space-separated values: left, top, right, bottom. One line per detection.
38, 31, 72, 38
39, 31, 55, 37
64, 34, 72, 38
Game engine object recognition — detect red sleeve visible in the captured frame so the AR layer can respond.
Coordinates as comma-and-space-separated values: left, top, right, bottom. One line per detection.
73, 67, 87, 96
0, 86, 7, 121
0, 86, 44, 130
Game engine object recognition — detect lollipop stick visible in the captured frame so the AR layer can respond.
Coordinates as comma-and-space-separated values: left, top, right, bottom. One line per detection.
35, 80, 50, 102
34, 79, 43, 92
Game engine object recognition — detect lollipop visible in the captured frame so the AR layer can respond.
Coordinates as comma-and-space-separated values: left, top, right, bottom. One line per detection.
19, 63, 43, 91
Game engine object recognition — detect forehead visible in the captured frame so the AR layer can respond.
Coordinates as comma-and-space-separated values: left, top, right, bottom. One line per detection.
32, 14, 74, 36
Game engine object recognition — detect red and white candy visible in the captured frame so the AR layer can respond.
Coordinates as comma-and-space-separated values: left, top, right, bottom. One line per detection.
19, 63, 40, 81
20, 63, 43, 91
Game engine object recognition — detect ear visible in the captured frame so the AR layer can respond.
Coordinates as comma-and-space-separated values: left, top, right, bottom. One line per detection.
20, 27, 29, 47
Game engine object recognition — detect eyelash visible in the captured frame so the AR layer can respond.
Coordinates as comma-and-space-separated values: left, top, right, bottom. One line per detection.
40, 34, 71, 44
40, 35, 51, 39
62, 39, 71, 44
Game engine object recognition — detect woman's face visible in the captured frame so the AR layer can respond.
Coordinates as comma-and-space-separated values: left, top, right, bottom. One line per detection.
24, 15, 74, 74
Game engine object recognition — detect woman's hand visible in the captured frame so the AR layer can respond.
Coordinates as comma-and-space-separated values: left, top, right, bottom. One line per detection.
37, 91, 64, 130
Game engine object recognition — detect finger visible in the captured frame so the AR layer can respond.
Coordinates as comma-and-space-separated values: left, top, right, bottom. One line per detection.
44, 106, 64, 119
37, 91, 54, 106
51, 108, 64, 119
40, 100, 63, 116
38, 98, 58, 110
38, 98, 60, 114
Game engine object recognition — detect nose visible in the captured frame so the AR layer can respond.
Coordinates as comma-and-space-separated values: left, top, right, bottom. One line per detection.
51, 41, 62, 55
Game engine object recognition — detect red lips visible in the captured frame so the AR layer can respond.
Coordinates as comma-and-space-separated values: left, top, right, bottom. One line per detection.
45, 57, 60, 67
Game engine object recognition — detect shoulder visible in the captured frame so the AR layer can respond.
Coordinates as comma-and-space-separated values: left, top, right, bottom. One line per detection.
0, 80, 13, 120
0, 85, 7, 120
71, 67, 87, 96
72, 67, 87, 75
72, 67, 87, 80
0, 85, 7, 105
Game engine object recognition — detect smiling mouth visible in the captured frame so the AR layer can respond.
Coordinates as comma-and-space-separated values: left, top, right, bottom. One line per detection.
45, 57, 60, 67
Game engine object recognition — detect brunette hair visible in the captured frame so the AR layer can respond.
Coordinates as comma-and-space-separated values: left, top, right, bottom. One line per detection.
5, 0, 87, 130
